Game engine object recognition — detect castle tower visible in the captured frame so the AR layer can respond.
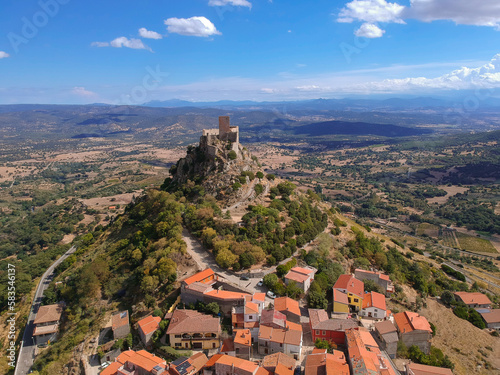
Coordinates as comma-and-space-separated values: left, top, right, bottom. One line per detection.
219, 116, 231, 139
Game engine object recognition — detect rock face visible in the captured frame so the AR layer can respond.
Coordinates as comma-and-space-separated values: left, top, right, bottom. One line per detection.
168, 116, 262, 204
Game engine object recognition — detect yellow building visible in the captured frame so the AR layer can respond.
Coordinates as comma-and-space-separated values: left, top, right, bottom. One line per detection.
166, 309, 221, 350
333, 289, 350, 314
333, 275, 364, 312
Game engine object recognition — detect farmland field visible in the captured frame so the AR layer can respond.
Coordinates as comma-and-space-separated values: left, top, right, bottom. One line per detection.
456, 232, 498, 254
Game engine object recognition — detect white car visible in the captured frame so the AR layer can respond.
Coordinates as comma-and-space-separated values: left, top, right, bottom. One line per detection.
267, 291, 276, 299
257, 279, 263, 287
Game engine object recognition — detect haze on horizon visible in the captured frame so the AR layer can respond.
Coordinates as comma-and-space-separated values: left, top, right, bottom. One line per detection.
1, 0, 500, 104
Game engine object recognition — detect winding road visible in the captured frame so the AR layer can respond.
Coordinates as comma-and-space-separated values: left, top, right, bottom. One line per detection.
14, 246, 77, 375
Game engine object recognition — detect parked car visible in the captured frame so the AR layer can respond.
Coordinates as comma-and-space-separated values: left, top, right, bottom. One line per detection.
267, 291, 276, 299
257, 279, 263, 287
240, 275, 250, 281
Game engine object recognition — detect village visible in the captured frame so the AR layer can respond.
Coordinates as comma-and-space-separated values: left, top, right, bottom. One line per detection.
33, 264, 499, 375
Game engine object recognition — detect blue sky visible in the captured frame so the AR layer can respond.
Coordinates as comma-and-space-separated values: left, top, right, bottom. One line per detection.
1, 0, 500, 104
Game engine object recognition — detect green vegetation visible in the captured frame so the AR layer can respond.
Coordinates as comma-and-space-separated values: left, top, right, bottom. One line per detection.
441, 264, 466, 282
455, 232, 498, 254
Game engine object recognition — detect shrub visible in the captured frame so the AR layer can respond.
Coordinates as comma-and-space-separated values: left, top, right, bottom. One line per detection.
255, 184, 264, 195
232, 182, 242, 191
228, 150, 237, 160
256, 171, 264, 179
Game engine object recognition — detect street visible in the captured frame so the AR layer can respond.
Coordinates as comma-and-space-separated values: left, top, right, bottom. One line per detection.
14, 246, 77, 375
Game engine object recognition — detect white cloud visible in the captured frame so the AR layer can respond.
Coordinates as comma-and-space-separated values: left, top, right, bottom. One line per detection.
338, 0, 500, 38
355, 22, 385, 38
261, 88, 278, 94
406, 0, 500, 29
165, 17, 221, 37
139, 28, 163, 40
338, 0, 405, 24
110, 37, 151, 50
91, 37, 152, 51
71, 87, 99, 99
208, 0, 252, 8
0, 51, 11, 59
91, 42, 110, 47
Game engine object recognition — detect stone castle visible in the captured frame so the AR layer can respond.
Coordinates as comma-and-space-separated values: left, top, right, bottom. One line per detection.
200, 116, 240, 158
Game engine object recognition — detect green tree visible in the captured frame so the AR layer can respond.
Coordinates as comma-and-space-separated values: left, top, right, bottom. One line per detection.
263, 274, 278, 289
205, 302, 220, 316
308, 290, 328, 309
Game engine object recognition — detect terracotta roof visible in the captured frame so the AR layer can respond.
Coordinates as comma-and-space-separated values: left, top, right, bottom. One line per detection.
221, 338, 235, 352
262, 352, 296, 370
480, 309, 500, 324
34, 304, 63, 325
334, 275, 364, 298
374, 320, 397, 335
183, 268, 215, 286
116, 349, 166, 373
188, 352, 209, 373
167, 309, 221, 335
358, 328, 378, 348
253, 293, 266, 303
308, 310, 358, 332
215, 354, 259, 374
274, 297, 301, 318
362, 291, 386, 311
285, 270, 310, 283
305, 350, 349, 375
308, 309, 329, 328
137, 315, 161, 336
256, 367, 272, 375
234, 329, 252, 346
259, 325, 302, 346
285, 267, 315, 283
244, 321, 260, 329
454, 292, 492, 306
100, 361, 122, 375
170, 353, 209, 375
394, 311, 432, 334
245, 301, 259, 315
406, 362, 453, 375
205, 289, 250, 301
286, 321, 303, 332
186, 281, 212, 293
275, 362, 293, 375
33, 324, 58, 336
333, 289, 349, 305
112, 311, 129, 330
325, 351, 349, 375
204, 354, 224, 368
261, 309, 286, 328
346, 328, 397, 375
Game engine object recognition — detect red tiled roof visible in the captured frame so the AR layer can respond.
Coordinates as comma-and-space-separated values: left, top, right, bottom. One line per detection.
259, 325, 302, 346
233, 313, 245, 326
454, 292, 492, 306
253, 293, 266, 303
137, 315, 161, 336
362, 291, 386, 310
374, 320, 397, 335
286, 320, 303, 332
274, 297, 301, 318
333, 275, 364, 298
234, 329, 252, 346
205, 289, 250, 301
215, 354, 259, 374
112, 311, 129, 330
167, 309, 220, 335
480, 309, 500, 324
333, 290, 349, 305
394, 311, 432, 333
262, 352, 296, 370
245, 301, 259, 315
100, 361, 122, 375
308, 309, 329, 328
221, 338, 235, 352
117, 349, 166, 373
406, 362, 453, 375
275, 362, 293, 375
285, 270, 310, 283
183, 268, 215, 286
204, 354, 224, 368
34, 304, 63, 325
256, 367, 272, 375
261, 309, 286, 328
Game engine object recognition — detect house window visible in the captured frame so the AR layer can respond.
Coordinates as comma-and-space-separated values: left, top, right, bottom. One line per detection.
175, 343, 181, 347
249, 316, 253, 319
354, 299, 358, 303
315, 330, 320, 335
322, 331, 326, 335
280, 343, 283, 347
175, 335, 181, 338
348, 297, 352, 303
